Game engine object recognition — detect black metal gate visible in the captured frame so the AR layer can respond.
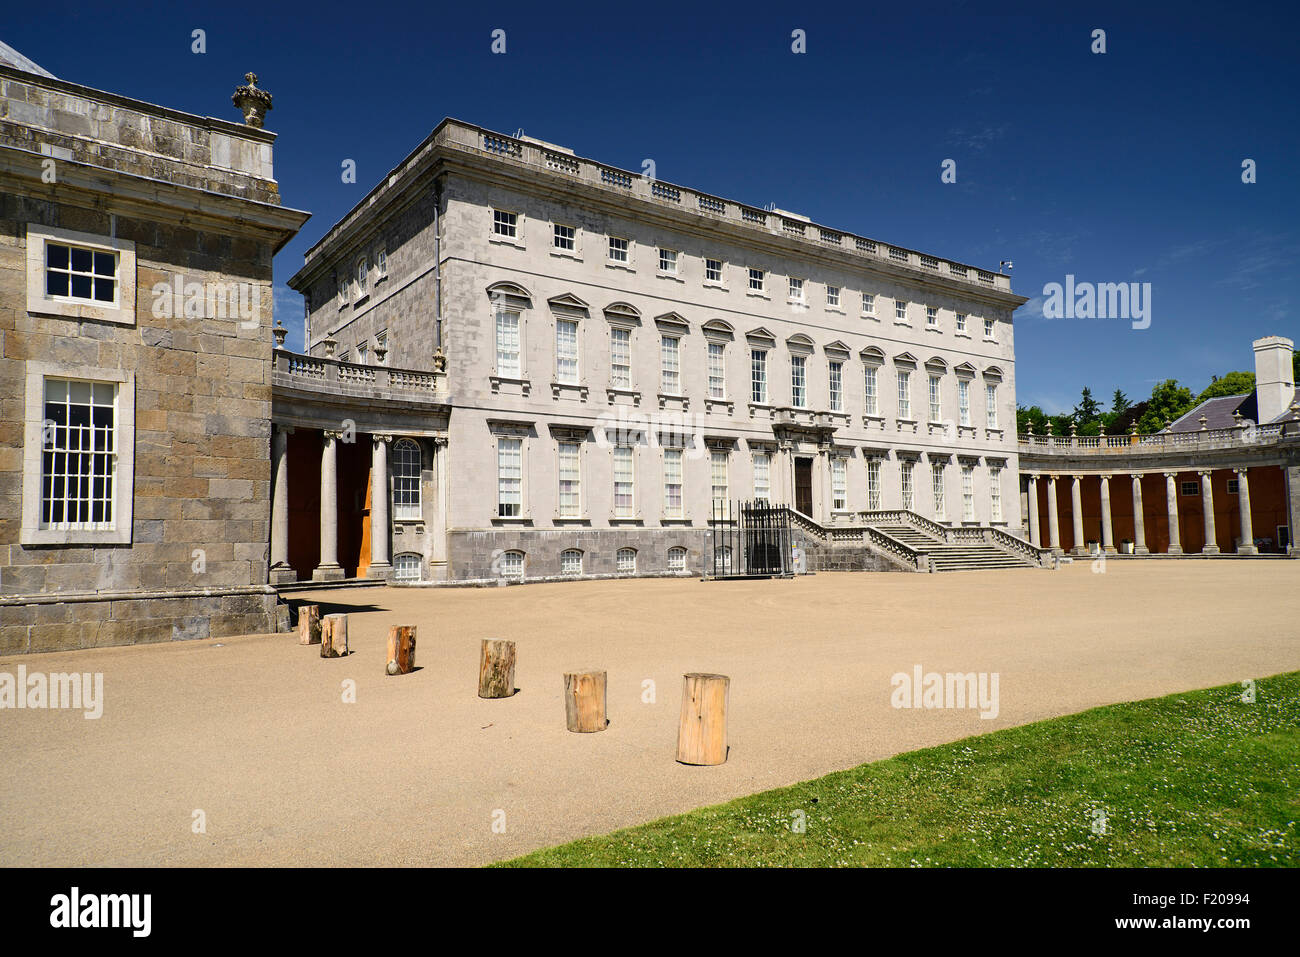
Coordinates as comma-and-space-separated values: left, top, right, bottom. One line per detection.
709, 500, 793, 579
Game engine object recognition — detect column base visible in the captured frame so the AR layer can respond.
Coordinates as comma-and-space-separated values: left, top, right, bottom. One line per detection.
1166, 545, 1183, 555
1102, 546, 1117, 554
269, 566, 299, 585
366, 562, 393, 580
1236, 544, 1259, 555
1071, 546, 1090, 557
1133, 546, 1150, 555
312, 564, 346, 582
1201, 545, 1220, 555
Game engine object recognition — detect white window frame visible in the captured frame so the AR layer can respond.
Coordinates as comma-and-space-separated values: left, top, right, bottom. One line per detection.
392, 438, 422, 521
826, 285, 840, 308
710, 449, 730, 515
983, 317, 995, 340
660, 335, 681, 395
956, 312, 967, 333
831, 458, 847, 511
788, 277, 805, 303
901, 460, 915, 511
866, 459, 881, 511
608, 236, 630, 265
500, 550, 525, 579
862, 292, 875, 317
375, 246, 388, 281
557, 440, 582, 518
990, 466, 1003, 522
962, 465, 975, 521
897, 370, 912, 420
610, 326, 632, 389
21, 362, 135, 546
986, 383, 999, 429
864, 366, 879, 416
926, 306, 938, 328
495, 306, 522, 378
552, 223, 577, 253
616, 547, 637, 574
355, 256, 369, 300
613, 445, 636, 518
663, 448, 684, 518
791, 355, 807, 408
393, 552, 421, 581
658, 247, 679, 275
497, 437, 523, 518
707, 342, 726, 399
929, 374, 942, 423
751, 349, 768, 404
492, 208, 518, 239
667, 546, 687, 571
27, 225, 137, 326
932, 462, 946, 520
895, 299, 908, 323
958, 380, 971, 426
829, 360, 843, 412
748, 267, 765, 293
556, 318, 580, 385
705, 258, 724, 283
753, 452, 771, 503
560, 548, 583, 576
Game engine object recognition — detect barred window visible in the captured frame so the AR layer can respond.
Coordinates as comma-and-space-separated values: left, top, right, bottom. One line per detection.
46, 243, 117, 304
41, 378, 117, 529
392, 438, 421, 520
497, 437, 522, 517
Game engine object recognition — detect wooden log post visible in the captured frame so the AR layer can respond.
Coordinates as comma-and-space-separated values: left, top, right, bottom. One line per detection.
385, 625, 416, 675
564, 670, 608, 733
321, 614, 348, 658
297, 605, 321, 645
676, 673, 729, 765
478, 639, 517, 698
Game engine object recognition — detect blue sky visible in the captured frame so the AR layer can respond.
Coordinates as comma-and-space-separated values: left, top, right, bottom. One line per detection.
5, 0, 1297, 413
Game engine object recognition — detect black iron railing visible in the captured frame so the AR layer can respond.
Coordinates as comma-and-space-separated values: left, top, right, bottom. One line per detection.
709, 500, 793, 579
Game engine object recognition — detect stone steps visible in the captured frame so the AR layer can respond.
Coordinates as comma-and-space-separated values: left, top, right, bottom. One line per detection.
871, 524, 1037, 571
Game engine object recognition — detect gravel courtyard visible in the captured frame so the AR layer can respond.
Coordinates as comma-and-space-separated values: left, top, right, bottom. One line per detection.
2, 562, 1298, 867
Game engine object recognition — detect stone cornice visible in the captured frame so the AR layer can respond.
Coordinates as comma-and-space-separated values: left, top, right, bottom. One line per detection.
0, 144, 310, 252
289, 118, 1029, 311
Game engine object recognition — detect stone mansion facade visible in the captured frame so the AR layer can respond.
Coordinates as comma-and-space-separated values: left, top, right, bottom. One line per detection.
283, 119, 1033, 582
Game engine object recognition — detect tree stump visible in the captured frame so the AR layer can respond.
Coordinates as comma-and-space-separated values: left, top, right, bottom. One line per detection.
297, 605, 321, 645
478, 639, 517, 698
676, 673, 729, 765
385, 625, 416, 675
564, 670, 608, 733
321, 614, 348, 658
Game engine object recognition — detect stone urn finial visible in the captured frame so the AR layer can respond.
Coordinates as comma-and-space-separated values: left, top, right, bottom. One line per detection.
1198, 413, 1208, 431
232, 72, 273, 128
375, 344, 387, 365
1026, 422, 1034, 437
433, 347, 447, 374
272, 321, 287, 348
322, 336, 337, 358
1045, 420, 1053, 437
1130, 423, 1138, 435
1291, 399, 1300, 419
1069, 421, 1078, 437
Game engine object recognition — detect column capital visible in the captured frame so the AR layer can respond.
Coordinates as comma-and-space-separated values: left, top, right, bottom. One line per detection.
1198, 468, 1214, 477
1233, 466, 1249, 475
1099, 473, 1112, 481
274, 423, 295, 436
372, 433, 394, 445
1071, 474, 1084, 481
1163, 471, 1179, 479
432, 435, 449, 448
1028, 473, 1040, 481
322, 429, 342, 442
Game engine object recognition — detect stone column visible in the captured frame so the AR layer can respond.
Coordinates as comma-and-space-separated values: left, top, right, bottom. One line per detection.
1099, 474, 1115, 553
1070, 474, 1087, 555
1235, 467, 1257, 554
1164, 472, 1182, 554
430, 435, 450, 578
1026, 474, 1041, 547
314, 429, 345, 580
1200, 469, 1219, 554
367, 434, 393, 578
1046, 475, 1061, 553
269, 424, 296, 584
1131, 474, 1148, 554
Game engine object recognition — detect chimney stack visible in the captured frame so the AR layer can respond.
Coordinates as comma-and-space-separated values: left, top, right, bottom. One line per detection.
1253, 335, 1295, 424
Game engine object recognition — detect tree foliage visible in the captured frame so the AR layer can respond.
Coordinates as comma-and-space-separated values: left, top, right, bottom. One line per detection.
1136, 379, 1196, 433
1195, 371, 1255, 403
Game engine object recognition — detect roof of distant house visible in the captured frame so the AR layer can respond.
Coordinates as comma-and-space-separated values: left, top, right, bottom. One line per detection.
1167, 388, 1300, 432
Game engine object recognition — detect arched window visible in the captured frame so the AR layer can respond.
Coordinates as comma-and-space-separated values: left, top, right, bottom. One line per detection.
393, 553, 421, 581
392, 439, 421, 520
667, 546, 687, 572
560, 549, 583, 576
500, 550, 524, 579
616, 547, 637, 574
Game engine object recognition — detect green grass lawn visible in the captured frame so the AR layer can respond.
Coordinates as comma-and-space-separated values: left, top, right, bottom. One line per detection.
500, 672, 1300, 867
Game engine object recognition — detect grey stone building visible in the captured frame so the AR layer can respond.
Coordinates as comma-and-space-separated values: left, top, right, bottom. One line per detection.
284, 120, 1045, 582
0, 57, 309, 653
